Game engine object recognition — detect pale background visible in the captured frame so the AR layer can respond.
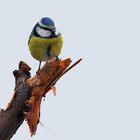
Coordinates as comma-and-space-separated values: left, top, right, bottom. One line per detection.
0, 0, 140, 140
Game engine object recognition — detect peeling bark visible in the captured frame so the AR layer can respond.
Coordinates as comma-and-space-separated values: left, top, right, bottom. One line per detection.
0, 58, 82, 140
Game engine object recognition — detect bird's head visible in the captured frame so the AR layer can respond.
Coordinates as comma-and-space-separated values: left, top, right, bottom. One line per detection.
35, 17, 59, 38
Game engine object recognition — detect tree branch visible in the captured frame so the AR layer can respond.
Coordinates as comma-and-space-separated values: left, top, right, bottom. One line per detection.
0, 58, 82, 140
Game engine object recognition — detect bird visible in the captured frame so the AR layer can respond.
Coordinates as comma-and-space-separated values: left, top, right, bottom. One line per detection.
28, 17, 63, 72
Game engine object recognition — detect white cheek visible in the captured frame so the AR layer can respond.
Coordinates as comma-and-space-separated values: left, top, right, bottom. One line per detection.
36, 26, 52, 37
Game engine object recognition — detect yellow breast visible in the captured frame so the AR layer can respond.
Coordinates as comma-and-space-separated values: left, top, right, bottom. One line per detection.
29, 35, 63, 61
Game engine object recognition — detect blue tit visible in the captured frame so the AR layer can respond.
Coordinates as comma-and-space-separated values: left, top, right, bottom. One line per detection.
28, 17, 63, 71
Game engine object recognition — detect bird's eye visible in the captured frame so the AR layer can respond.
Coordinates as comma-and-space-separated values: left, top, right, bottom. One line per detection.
36, 26, 52, 37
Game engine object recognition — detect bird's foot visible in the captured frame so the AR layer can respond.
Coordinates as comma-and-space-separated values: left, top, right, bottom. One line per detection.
36, 70, 41, 79
55, 56, 61, 61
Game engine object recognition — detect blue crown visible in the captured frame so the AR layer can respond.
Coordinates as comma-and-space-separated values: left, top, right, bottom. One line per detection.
39, 17, 55, 29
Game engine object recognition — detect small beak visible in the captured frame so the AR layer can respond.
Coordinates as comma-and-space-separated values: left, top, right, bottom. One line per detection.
52, 30, 58, 37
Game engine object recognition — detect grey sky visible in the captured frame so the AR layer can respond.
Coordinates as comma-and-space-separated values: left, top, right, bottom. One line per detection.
0, 0, 140, 140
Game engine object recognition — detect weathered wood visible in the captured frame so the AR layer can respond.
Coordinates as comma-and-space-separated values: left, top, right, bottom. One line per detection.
0, 58, 82, 139
0, 61, 32, 140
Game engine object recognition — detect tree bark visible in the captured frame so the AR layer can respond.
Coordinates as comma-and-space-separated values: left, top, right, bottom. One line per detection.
0, 61, 31, 140
0, 58, 82, 140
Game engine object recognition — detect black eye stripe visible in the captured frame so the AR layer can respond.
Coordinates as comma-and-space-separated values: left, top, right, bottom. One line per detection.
39, 28, 51, 33
38, 23, 54, 31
